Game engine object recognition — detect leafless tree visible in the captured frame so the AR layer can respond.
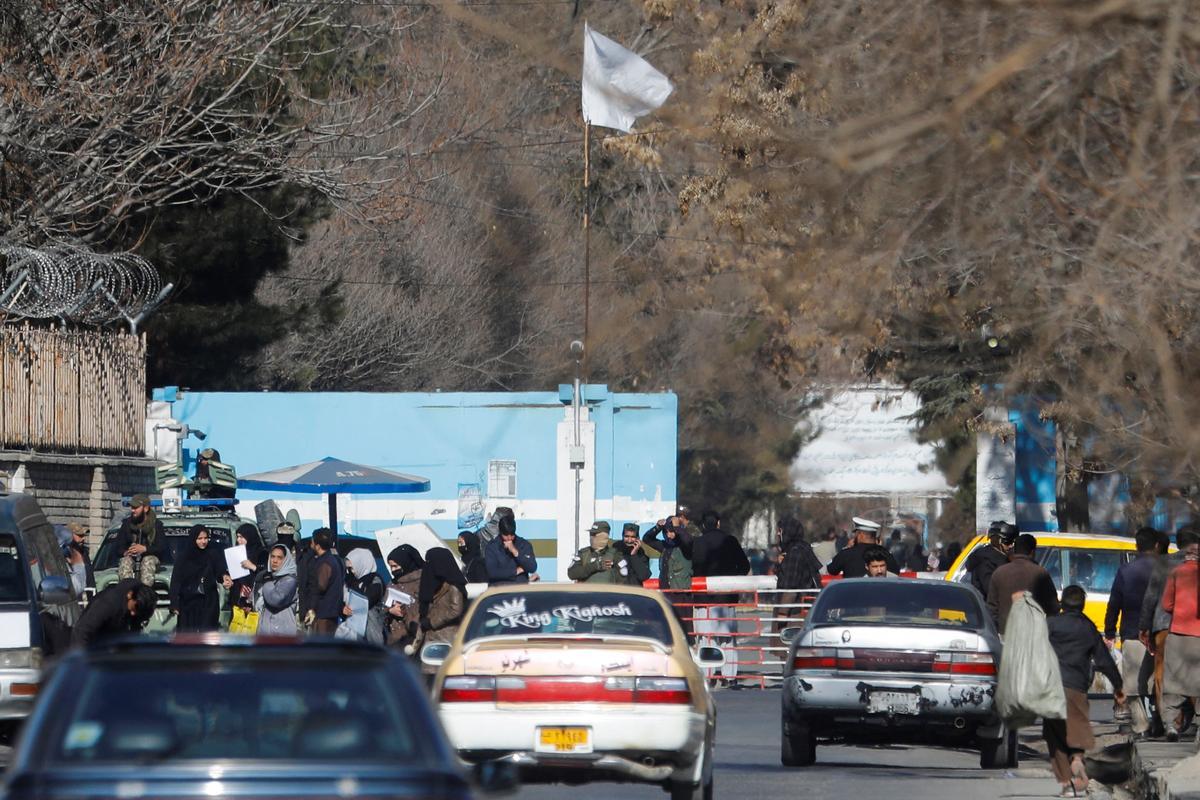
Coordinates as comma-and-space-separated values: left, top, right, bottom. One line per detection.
626, 0, 1200, 516
0, 1, 446, 245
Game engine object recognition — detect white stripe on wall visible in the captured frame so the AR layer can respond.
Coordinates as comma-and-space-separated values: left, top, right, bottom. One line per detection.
234, 495, 676, 530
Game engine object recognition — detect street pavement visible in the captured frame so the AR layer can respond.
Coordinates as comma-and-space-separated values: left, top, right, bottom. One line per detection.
515, 688, 1070, 800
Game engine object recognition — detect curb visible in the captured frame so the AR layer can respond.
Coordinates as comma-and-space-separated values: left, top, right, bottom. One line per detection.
1133, 739, 1199, 798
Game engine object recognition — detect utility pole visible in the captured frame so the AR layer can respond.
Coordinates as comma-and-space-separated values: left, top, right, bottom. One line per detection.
570, 340, 585, 552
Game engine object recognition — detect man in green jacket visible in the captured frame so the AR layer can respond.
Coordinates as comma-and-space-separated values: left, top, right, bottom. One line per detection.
568, 522, 622, 584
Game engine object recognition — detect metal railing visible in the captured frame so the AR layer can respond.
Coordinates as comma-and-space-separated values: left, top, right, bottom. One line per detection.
663, 583, 821, 688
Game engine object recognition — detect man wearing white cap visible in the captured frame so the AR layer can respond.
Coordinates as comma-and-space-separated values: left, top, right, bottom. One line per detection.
827, 517, 900, 578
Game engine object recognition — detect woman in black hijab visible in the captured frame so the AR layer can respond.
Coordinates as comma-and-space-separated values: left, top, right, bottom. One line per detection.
774, 516, 822, 633
223, 523, 266, 612
169, 525, 226, 632
415, 548, 468, 673
384, 545, 425, 651
420, 548, 468, 626
456, 531, 488, 583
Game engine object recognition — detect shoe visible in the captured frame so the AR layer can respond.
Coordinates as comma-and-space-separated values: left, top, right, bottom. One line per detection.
1069, 758, 1088, 794
727, 680, 743, 690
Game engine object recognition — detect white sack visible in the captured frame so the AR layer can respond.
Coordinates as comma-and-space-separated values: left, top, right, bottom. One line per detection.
996, 591, 1068, 728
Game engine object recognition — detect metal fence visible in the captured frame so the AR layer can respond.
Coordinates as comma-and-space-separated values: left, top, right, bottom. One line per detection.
666, 586, 820, 688
0, 324, 146, 455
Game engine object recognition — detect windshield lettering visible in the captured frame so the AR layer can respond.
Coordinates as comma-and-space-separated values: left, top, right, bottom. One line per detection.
488, 597, 634, 629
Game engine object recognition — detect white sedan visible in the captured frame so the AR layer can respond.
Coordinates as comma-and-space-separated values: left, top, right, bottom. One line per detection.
424, 583, 724, 800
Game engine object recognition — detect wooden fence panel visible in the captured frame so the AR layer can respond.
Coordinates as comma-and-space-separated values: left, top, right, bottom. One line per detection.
0, 324, 145, 455
53, 332, 79, 449
3, 330, 31, 448
31, 330, 54, 448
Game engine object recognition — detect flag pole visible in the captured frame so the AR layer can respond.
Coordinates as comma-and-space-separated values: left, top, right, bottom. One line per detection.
582, 120, 591, 378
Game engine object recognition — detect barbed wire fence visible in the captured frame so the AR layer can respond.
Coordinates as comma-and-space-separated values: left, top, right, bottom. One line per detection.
0, 241, 173, 332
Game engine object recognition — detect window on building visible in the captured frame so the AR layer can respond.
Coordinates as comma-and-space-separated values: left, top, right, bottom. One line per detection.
488, 460, 517, 498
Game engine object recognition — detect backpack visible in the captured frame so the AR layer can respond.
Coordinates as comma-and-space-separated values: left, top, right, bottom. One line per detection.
365, 605, 389, 645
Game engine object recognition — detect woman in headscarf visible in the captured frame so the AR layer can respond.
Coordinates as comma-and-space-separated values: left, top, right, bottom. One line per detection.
415, 547, 468, 671
169, 525, 225, 633
774, 516, 822, 633
344, 548, 386, 609
384, 545, 424, 652
254, 544, 298, 635
223, 523, 267, 615
456, 531, 489, 584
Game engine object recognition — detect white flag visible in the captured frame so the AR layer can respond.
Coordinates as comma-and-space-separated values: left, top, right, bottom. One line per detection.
582, 23, 673, 133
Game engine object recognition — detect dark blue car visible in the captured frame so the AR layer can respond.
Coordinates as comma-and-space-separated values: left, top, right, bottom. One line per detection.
2, 635, 514, 799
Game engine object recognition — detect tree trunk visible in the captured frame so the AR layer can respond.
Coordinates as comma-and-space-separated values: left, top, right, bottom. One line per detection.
1055, 427, 1091, 532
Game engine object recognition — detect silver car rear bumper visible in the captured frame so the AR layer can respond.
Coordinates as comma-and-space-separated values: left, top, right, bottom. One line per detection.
783, 673, 1000, 731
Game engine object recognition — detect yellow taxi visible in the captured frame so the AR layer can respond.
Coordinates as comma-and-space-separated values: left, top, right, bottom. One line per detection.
945, 531, 1153, 632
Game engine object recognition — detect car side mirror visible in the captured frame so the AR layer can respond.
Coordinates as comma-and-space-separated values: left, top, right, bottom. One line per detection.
779, 626, 803, 645
421, 642, 451, 667
696, 646, 725, 667
472, 757, 520, 794
39, 575, 72, 606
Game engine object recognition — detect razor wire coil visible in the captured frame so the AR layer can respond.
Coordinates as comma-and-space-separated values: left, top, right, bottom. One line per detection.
0, 241, 165, 326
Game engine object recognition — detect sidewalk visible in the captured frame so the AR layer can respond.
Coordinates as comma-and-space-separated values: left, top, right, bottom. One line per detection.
1134, 738, 1200, 799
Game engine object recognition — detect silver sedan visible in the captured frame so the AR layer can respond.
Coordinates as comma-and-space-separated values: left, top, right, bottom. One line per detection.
780, 578, 1016, 770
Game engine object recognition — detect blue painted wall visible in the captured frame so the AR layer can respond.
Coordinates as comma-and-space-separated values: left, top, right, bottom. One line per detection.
152, 386, 678, 579
1009, 402, 1190, 535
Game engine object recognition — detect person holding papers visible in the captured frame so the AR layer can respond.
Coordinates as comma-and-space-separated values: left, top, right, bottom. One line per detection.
344, 549, 386, 610
223, 523, 266, 615
383, 546, 424, 653
336, 549, 387, 641
169, 525, 228, 633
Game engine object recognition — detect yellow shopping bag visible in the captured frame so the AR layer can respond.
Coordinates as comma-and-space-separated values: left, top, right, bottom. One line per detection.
229, 606, 260, 635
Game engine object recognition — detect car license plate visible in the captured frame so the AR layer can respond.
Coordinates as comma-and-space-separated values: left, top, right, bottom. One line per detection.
867, 691, 920, 715
536, 727, 593, 753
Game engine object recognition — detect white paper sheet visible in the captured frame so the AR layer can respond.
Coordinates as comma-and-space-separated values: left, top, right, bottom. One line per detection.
224, 545, 250, 580
386, 587, 413, 608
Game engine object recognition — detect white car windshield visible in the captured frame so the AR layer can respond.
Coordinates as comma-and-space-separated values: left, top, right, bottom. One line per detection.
464, 591, 674, 643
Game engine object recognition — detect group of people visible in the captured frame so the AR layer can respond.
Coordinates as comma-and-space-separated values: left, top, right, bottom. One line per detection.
961, 520, 1200, 796
966, 523, 1107, 794
71, 519, 473, 674
1104, 524, 1200, 745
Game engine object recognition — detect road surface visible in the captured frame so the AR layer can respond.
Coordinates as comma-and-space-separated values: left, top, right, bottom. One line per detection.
515, 688, 1071, 800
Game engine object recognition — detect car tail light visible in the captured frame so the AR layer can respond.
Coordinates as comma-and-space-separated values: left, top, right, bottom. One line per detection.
441, 675, 497, 702
792, 648, 996, 676
452, 675, 692, 704
635, 677, 692, 704
791, 647, 840, 670
933, 652, 997, 676
495, 676, 632, 703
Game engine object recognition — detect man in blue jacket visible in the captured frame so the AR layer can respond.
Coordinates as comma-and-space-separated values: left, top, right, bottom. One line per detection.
485, 516, 538, 584
1106, 527, 1161, 734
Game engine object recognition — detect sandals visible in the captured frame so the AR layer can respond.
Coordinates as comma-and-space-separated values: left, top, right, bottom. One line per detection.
1068, 757, 1089, 795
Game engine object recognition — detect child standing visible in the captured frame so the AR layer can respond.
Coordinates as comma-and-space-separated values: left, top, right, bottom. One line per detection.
1045, 585, 1125, 796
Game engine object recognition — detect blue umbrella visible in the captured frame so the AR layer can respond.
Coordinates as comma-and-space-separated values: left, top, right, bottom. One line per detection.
239, 457, 430, 538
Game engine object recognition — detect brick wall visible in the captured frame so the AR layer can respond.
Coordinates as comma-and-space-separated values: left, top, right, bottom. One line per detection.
0, 452, 157, 551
